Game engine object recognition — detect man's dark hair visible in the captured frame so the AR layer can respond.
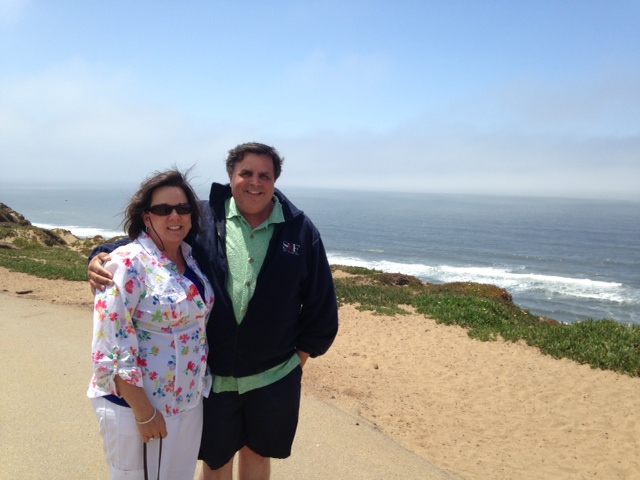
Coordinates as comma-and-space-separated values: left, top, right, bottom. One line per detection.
226, 142, 284, 180
123, 168, 201, 240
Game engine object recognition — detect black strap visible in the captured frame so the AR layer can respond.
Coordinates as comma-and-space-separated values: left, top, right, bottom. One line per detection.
143, 438, 162, 480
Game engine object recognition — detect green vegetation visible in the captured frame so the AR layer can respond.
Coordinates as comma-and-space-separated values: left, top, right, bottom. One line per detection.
0, 239, 89, 281
0, 223, 106, 281
1, 228, 638, 378
333, 266, 640, 378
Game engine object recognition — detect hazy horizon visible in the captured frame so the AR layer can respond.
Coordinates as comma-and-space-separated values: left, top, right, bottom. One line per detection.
2, 179, 638, 204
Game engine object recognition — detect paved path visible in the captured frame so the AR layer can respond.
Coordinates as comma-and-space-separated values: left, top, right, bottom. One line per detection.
0, 293, 461, 479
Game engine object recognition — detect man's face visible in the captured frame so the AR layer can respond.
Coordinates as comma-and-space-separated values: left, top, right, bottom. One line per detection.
229, 153, 276, 222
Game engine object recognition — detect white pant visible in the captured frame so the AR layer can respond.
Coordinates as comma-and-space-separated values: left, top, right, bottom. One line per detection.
91, 397, 203, 480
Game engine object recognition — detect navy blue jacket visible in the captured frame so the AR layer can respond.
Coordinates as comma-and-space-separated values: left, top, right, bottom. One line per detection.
194, 183, 338, 377
92, 184, 339, 378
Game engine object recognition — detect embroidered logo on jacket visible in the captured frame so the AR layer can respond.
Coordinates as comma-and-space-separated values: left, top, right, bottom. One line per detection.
282, 241, 301, 255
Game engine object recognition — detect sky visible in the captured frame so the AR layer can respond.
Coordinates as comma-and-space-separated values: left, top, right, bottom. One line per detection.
1, 0, 639, 200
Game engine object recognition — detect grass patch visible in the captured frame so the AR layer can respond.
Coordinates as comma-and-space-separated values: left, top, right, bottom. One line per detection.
0, 223, 107, 281
0, 242, 90, 281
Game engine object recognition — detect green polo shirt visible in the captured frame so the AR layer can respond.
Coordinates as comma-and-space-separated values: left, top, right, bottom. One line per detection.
212, 196, 301, 394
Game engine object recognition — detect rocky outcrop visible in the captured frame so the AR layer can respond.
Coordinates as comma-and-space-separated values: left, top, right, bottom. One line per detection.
0, 203, 68, 248
0, 204, 112, 252
0, 203, 31, 226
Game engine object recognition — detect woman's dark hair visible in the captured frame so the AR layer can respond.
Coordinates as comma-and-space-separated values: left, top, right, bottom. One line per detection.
124, 168, 201, 240
225, 142, 284, 180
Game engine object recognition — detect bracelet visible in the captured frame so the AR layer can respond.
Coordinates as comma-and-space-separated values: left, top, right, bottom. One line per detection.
136, 408, 157, 425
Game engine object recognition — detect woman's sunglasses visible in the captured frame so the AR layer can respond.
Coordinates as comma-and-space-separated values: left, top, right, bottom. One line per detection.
147, 203, 192, 216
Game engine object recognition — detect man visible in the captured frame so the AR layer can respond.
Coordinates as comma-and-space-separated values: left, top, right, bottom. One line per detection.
89, 143, 339, 480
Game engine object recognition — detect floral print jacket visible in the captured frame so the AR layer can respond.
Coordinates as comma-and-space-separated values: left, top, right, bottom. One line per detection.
87, 234, 214, 417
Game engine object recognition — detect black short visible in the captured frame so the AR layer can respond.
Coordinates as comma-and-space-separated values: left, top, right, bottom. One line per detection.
199, 366, 302, 470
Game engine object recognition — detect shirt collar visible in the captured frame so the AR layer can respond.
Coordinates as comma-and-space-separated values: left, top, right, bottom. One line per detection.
136, 233, 193, 270
226, 196, 285, 229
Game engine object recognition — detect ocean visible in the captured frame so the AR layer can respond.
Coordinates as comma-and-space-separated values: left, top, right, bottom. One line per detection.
2, 182, 639, 326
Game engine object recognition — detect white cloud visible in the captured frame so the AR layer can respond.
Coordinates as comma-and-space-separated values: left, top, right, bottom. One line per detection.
2, 58, 639, 202
476, 67, 640, 137
0, 60, 209, 181
275, 125, 640, 201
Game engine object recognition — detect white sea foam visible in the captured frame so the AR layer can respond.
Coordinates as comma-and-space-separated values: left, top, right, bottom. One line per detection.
327, 254, 636, 305
33, 223, 124, 239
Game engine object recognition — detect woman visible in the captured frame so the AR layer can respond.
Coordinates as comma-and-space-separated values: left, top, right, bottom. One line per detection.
87, 169, 214, 480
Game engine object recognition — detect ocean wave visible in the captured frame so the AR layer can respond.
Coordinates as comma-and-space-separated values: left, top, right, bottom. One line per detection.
33, 223, 124, 239
327, 254, 638, 305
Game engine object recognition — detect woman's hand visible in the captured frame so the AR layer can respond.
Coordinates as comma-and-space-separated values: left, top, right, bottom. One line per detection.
88, 253, 114, 294
114, 377, 167, 443
134, 407, 168, 443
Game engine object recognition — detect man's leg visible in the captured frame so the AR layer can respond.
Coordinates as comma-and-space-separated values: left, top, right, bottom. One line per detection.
239, 367, 302, 480
198, 458, 234, 480
198, 392, 244, 480
238, 446, 270, 480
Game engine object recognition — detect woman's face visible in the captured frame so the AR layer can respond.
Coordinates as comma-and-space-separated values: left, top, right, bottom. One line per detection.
143, 186, 192, 252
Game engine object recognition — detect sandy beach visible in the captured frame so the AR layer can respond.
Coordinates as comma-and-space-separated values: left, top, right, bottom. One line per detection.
1, 266, 638, 479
